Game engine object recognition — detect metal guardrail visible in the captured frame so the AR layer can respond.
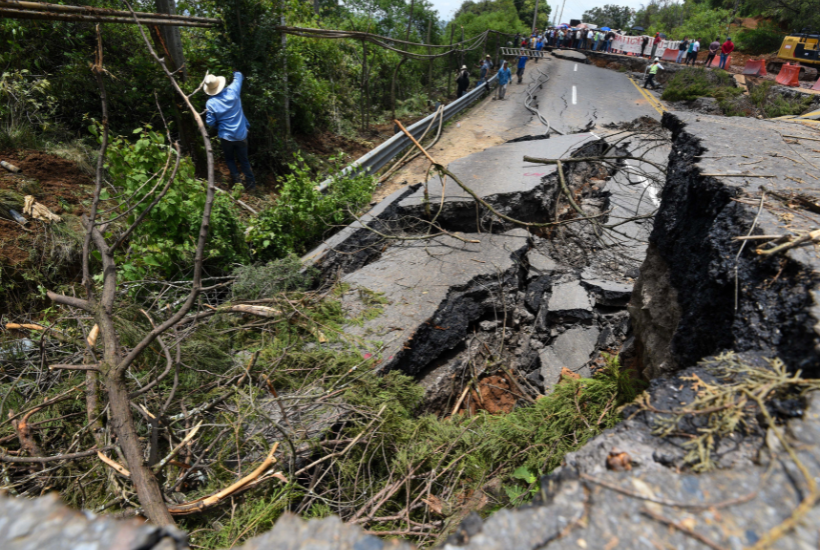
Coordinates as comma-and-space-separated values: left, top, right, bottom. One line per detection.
315, 73, 498, 192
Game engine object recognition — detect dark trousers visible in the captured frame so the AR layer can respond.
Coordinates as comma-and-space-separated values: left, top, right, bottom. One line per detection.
704, 53, 716, 67
644, 73, 656, 89
221, 138, 256, 189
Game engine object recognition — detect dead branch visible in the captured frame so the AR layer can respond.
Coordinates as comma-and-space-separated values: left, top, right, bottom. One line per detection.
0, 445, 114, 464
166, 443, 280, 515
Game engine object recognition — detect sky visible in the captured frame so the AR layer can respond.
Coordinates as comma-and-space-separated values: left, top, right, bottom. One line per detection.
431, 0, 648, 26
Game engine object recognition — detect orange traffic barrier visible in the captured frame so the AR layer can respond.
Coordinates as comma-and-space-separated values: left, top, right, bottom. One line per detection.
812, 77, 820, 91
776, 63, 800, 87
709, 55, 731, 69
660, 48, 678, 62
741, 59, 767, 76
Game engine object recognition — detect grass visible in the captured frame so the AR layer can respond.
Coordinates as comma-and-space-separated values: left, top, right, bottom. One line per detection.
661, 67, 742, 104
749, 81, 815, 119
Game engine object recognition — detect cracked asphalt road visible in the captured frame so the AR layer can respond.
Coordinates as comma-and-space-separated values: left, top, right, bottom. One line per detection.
535, 55, 660, 134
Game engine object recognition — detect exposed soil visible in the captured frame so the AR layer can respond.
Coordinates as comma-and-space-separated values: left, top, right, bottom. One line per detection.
0, 149, 92, 267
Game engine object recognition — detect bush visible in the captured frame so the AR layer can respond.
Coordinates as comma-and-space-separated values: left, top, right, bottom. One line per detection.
231, 255, 317, 301
749, 80, 815, 118
102, 124, 249, 281
661, 67, 741, 102
735, 23, 784, 56
245, 154, 375, 260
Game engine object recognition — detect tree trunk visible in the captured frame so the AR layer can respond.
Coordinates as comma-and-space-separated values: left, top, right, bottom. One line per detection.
404, 0, 415, 42
105, 369, 175, 525
447, 25, 455, 96
427, 19, 433, 94
155, 0, 186, 80
281, 6, 291, 144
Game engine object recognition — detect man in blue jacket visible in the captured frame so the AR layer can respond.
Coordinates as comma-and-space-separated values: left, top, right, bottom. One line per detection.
516, 51, 528, 84
205, 71, 257, 193
496, 60, 511, 100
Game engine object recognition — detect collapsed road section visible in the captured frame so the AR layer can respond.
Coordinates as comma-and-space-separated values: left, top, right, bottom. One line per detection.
311, 128, 667, 416
4, 110, 820, 550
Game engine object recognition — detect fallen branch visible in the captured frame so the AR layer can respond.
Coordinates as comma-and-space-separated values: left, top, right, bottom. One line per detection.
0, 445, 114, 464
640, 507, 728, 550
97, 451, 131, 478
152, 421, 203, 473
756, 228, 820, 256
580, 473, 757, 510
166, 442, 280, 515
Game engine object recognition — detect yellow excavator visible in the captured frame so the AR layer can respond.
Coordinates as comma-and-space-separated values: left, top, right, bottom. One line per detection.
768, 28, 820, 78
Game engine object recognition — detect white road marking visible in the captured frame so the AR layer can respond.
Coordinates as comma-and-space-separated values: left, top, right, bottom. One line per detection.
625, 160, 660, 207
574, 64, 578, 71
572, 86, 577, 104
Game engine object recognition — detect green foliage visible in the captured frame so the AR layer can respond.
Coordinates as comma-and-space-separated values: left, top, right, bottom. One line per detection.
749, 80, 815, 118
582, 4, 635, 29
245, 153, 375, 259
449, 0, 528, 69
735, 22, 785, 55
103, 125, 249, 280
0, 70, 55, 149
661, 67, 740, 102
231, 255, 317, 300
635, 0, 731, 41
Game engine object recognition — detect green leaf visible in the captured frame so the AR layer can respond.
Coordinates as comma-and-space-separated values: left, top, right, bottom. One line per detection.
511, 466, 535, 484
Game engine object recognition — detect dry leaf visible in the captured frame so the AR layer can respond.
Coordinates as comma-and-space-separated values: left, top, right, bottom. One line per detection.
559, 367, 580, 384
606, 449, 632, 471
421, 494, 444, 515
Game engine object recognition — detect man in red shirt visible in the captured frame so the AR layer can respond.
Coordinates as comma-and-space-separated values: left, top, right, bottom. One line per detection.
720, 37, 734, 69
650, 33, 662, 59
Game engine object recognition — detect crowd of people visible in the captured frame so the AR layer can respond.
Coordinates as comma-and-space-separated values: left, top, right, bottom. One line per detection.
454, 28, 737, 100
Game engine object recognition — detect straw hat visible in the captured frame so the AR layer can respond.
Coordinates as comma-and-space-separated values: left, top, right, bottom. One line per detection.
203, 73, 226, 96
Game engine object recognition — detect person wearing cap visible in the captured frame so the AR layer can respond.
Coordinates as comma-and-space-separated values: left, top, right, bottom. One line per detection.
456, 65, 470, 98
644, 58, 663, 89
516, 50, 528, 84
204, 71, 256, 193
719, 37, 734, 69
496, 60, 511, 100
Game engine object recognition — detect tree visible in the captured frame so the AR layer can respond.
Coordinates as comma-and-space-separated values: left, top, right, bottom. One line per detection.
45, 16, 217, 525
581, 4, 635, 29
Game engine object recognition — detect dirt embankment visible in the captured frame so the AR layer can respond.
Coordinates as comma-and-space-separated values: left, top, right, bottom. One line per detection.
0, 149, 91, 266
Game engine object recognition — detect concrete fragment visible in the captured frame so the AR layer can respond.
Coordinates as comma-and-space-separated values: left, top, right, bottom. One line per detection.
527, 249, 557, 277
546, 281, 593, 319
580, 278, 633, 307
539, 326, 599, 393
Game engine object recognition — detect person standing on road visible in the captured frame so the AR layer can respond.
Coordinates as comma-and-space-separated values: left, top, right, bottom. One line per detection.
641, 35, 650, 57
535, 37, 544, 62
676, 37, 688, 64
644, 58, 663, 89
605, 31, 614, 52
720, 37, 734, 69
205, 71, 256, 193
684, 38, 698, 66
477, 57, 490, 86
456, 65, 470, 98
516, 50, 528, 83
650, 32, 662, 59
496, 60, 511, 100
705, 38, 720, 67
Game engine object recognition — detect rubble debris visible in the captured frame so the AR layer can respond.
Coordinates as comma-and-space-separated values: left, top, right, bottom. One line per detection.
539, 327, 599, 393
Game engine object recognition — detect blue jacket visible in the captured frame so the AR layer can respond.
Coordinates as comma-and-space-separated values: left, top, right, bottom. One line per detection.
206, 72, 250, 142
497, 67, 512, 85
517, 56, 528, 69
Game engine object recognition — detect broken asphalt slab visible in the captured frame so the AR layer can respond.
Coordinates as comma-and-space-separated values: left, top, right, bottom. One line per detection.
549, 49, 589, 64
341, 229, 530, 376
397, 134, 600, 230
634, 112, 820, 378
